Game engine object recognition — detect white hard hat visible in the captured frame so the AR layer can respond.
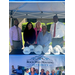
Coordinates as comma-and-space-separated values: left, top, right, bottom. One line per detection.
49, 45, 53, 53
29, 45, 34, 50
43, 45, 51, 54
55, 45, 62, 52
23, 47, 30, 54
36, 45, 43, 51
34, 45, 43, 54
29, 45, 34, 52
53, 47, 60, 55
34, 47, 42, 54
61, 47, 65, 54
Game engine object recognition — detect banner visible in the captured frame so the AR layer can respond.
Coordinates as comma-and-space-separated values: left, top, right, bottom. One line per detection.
9, 55, 65, 75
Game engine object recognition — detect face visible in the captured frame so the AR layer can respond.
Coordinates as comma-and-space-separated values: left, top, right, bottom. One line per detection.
42, 27, 47, 33
52, 70, 55, 74
36, 69, 38, 73
57, 68, 59, 70
31, 68, 34, 72
14, 20, 19, 26
28, 23, 32, 30
36, 22, 41, 29
12, 65, 14, 68
46, 71, 49, 75
53, 17, 58, 23
26, 70, 29, 73
41, 69, 44, 74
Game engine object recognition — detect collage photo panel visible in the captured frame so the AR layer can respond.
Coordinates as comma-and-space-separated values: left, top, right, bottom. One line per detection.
9, 1, 65, 75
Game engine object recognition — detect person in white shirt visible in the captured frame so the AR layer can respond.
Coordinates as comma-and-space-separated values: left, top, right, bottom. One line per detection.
50, 15, 65, 47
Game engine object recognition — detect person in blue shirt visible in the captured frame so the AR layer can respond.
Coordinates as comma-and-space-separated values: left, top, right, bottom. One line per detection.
15, 66, 22, 75
56, 67, 60, 75
46, 70, 49, 75
29, 67, 37, 75
50, 70, 56, 75
37, 25, 52, 47
40, 69, 46, 75
35, 69, 39, 75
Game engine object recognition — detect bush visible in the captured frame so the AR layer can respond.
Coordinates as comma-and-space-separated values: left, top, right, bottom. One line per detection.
22, 22, 45, 32
41, 23, 45, 26
46, 22, 54, 31
22, 22, 28, 32
63, 23, 65, 25
32, 23, 36, 28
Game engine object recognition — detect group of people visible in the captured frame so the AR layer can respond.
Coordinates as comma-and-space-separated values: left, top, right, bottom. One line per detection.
23, 21, 51, 47
25, 68, 49, 75
9, 15, 65, 52
25, 67, 63, 75
12, 66, 65, 75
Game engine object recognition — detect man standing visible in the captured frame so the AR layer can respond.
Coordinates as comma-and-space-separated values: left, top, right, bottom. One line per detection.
50, 15, 65, 47
9, 19, 22, 50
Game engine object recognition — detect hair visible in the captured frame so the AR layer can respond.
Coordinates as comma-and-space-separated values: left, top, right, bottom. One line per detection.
53, 15, 58, 19
56, 67, 59, 69
41, 69, 44, 71
14, 18, 19, 24
35, 21, 42, 28
26, 68, 29, 72
51, 69, 55, 73
25, 22, 33, 31
46, 70, 49, 72
42, 25, 47, 29
30, 67, 35, 73
46, 70, 49, 74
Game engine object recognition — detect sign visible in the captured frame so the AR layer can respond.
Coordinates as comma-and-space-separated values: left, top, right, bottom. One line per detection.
9, 55, 65, 75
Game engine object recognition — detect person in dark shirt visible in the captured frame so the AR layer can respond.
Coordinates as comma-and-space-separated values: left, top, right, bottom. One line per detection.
23, 22, 36, 47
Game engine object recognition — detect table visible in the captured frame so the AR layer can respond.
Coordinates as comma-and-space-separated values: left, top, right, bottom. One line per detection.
9, 49, 64, 55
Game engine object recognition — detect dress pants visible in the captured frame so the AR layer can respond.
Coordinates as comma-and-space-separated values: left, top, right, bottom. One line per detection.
9, 40, 23, 54
52, 37, 63, 47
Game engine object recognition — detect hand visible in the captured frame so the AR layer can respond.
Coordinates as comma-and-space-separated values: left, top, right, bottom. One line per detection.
26, 41, 30, 44
30, 43, 34, 45
30, 44, 34, 45
41, 72, 43, 75
43, 45, 45, 47
30, 42, 35, 45
60, 41, 65, 44
11, 45, 14, 49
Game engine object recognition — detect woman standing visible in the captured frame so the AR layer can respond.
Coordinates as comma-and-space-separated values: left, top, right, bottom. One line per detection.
34, 21, 42, 44
29, 67, 37, 75
46, 70, 49, 75
24, 22, 36, 47
50, 70, 56, 75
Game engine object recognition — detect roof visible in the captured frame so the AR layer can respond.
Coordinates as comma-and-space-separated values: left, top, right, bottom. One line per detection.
9, 2, 65, 18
